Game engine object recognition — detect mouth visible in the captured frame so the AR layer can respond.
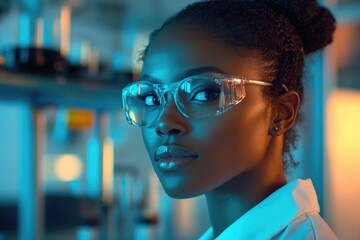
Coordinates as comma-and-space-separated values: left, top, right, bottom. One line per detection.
154, 145, 199, 171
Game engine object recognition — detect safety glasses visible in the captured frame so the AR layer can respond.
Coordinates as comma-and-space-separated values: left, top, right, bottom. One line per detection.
122, 72, 287, 127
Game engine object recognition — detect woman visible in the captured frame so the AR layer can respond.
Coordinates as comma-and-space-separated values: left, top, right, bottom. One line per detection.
122, 0, 337, 239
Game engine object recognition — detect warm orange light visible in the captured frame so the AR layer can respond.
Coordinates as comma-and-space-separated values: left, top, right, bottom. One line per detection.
67, 109, 94, 130
102, 138, 114, 204
336, 24, 359, 69
36, 17, 43, 48
54, 154, 83, 181
327, 90, 360, 159
60, 5, 71, 57
326, 89, 360, 238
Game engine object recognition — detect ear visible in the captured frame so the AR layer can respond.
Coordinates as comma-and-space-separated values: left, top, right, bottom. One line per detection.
269, 91, 300, 136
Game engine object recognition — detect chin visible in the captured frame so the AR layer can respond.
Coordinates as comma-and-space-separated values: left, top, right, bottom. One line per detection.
165, 189, 200, 199
158, 173, 225, 199
162, 183, 206, 199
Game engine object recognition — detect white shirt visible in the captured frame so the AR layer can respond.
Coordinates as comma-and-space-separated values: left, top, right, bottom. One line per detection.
199, 179, 338, 240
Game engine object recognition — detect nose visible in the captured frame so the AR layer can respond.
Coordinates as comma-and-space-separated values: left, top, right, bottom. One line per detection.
155, 94, 189, 137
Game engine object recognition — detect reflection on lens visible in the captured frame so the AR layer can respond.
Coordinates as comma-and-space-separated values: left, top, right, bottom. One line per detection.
126, 93, 162, 126
129, 110, 137, 124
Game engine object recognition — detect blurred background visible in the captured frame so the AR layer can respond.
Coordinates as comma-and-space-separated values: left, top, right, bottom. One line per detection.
0, 0, 359, 239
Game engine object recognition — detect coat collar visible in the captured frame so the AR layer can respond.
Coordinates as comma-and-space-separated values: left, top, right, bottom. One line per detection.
199, 179, 320, 240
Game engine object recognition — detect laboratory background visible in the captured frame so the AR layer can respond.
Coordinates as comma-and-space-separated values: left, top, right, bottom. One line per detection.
0, 0, 359, 239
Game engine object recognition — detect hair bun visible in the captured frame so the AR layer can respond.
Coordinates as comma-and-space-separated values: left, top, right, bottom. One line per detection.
267, 0, 336, 55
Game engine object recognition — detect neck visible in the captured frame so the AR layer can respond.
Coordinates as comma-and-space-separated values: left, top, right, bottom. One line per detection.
205, 138, 287, 238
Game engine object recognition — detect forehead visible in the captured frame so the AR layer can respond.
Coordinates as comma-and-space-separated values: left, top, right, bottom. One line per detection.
142, 25, 265, 83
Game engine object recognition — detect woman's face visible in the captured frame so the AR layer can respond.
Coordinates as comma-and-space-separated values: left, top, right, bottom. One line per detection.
141, 25, 273, 198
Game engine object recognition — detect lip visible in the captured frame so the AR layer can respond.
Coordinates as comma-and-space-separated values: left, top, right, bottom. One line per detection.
154, 145, 199, 172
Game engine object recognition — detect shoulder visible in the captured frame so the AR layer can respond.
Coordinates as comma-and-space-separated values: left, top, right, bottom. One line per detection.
272, 212, 339, 240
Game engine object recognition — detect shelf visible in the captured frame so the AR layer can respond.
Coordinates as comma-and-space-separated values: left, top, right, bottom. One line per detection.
0, 71, 130, 110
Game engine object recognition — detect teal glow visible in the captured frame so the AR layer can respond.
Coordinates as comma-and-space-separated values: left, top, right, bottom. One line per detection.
86, 138, 101, 198
18, 102, 37, 240
19, 13, 31, 47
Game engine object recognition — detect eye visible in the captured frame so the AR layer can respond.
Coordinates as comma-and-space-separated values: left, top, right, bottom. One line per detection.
142, 93, 160, 106
191, 87, 220, 102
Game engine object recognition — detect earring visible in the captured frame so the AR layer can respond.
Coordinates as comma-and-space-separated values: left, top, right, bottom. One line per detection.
270, 126, 279, 136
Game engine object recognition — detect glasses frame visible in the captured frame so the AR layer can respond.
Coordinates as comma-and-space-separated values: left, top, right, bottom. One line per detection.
122, 72, 288, 127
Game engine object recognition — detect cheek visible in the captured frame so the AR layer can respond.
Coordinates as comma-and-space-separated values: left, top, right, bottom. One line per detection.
193, 102, 270, 173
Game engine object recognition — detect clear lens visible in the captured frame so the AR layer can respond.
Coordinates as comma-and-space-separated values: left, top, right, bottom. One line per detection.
123, 82, 163, 126
177, 76, 222, 119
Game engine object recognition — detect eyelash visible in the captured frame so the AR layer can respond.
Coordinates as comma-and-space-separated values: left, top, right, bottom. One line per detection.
190, 86, 221, 102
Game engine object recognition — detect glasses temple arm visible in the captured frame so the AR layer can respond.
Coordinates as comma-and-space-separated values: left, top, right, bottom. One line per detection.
243, 79, 289, 92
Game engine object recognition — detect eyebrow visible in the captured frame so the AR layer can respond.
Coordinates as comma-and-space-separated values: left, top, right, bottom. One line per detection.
141, 66, 227, 83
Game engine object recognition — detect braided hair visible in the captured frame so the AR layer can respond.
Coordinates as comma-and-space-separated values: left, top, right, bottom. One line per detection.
140, 0, 336, 171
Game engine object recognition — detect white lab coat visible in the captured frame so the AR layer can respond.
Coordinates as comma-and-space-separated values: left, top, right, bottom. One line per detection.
199, 179, 338, 240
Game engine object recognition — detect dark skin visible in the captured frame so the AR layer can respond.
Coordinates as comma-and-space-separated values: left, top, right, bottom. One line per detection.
141, 25, 300, 238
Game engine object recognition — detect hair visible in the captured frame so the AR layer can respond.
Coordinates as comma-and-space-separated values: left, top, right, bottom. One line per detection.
139, 0, 336, 171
